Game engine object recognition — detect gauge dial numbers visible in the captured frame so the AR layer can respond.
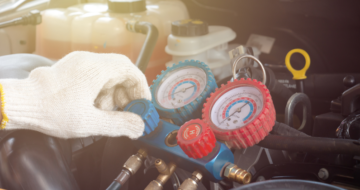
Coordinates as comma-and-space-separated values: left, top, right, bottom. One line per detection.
156, 66, 207, 109
202, 78, 276, 149
210, 86, 264, 131
150, 60, 217, 126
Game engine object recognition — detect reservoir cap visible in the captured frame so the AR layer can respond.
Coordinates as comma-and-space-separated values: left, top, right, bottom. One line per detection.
171, 19, 209, 37
108, 0, 146, 13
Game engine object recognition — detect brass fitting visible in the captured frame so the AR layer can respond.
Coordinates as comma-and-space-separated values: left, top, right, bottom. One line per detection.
113, 149, 147, 186
223, 164, 251, 184
144, 180, 162, 190
137, 148, 148, 159
144, 159, 177, 190
178, 171, 203, 190
155, 159, 170, 175
114, 169, 131, 185
178, 179, 197, 190
156, 161, 177, 186
191, 170, 203, 182
123, 149, 147, 175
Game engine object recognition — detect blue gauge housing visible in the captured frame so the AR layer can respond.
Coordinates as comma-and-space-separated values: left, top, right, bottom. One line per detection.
125, 99, 234, 181
135, 120, 233, 182
150, 60, 217, 125
124, 99, 160, 135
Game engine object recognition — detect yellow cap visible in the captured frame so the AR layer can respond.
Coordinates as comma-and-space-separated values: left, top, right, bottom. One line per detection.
285, 48, 310, 80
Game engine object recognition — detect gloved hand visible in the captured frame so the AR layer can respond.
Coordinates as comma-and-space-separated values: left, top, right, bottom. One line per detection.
0, 51, 151, 139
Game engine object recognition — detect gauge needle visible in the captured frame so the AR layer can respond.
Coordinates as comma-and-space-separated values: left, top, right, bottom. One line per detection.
219, 101, 250, 125
164, 85, 195, 98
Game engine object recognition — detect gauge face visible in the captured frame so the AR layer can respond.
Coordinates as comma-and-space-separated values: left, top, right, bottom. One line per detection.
156, 66, 207, 109
210, 86, 264, 130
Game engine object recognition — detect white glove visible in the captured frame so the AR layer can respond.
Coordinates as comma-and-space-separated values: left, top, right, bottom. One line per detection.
0, 51, 151, 139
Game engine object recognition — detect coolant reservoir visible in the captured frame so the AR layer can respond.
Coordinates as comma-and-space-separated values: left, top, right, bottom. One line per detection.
165, 19, 236, 81
36, 0, 189, 82
36, 9, 83, 59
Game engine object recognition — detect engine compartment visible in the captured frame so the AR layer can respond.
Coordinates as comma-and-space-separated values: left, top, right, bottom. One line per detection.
1, 0, 360, 190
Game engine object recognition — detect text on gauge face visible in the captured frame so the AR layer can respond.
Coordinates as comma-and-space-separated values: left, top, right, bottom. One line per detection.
156, 66, 207, 109
210, 86, 264, 130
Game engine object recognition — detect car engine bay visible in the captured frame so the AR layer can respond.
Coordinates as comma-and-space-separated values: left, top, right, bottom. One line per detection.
0, 0, 360, 190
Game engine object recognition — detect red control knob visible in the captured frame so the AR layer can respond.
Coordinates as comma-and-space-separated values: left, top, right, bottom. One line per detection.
177, 119, 216, 159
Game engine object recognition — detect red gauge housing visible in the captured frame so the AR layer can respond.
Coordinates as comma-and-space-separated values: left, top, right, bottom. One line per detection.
202, 78, 276, 149
176, 119, 216, 159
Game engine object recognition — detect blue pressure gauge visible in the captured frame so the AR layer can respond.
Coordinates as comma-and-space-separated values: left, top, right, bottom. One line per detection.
150, 60, 217, 125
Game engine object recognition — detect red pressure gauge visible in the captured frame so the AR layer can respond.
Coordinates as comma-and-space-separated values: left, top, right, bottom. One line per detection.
177, 119, 216, 159
202, 55, 276, 149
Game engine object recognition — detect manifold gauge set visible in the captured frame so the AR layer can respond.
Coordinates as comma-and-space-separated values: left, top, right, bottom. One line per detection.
150, 57, 275, 149
115, 54, 276, 189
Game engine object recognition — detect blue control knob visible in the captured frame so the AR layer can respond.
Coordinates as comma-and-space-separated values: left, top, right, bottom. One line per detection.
150, 60, 217, 125
124, 99, 160, 135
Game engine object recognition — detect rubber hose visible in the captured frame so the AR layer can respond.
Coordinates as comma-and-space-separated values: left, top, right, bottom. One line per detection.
232, 179, 343, 190
0, 10, 41, 29
106, 181, 121, 190
271, 121, 310, 137
131, 22, 159, 73
258, 134, 360, 155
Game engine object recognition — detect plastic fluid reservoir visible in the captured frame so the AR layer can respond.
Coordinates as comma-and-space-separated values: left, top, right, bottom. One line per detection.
36, 0, 189, 80
36, 9, 83, 59
165, 19, 236, 81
